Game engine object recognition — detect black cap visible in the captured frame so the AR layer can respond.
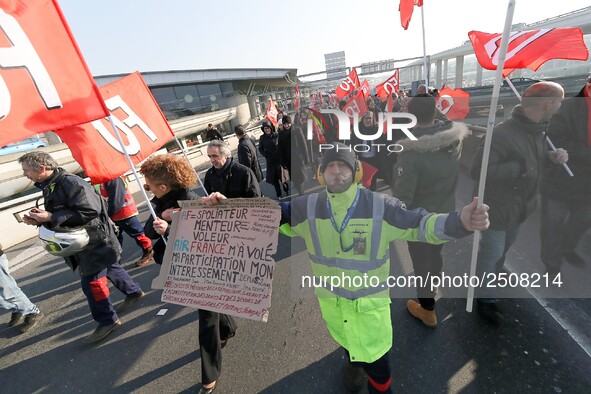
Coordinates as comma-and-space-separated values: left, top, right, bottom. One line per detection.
320, 143, 356, 174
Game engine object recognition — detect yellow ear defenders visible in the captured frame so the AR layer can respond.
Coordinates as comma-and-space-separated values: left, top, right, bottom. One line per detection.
316, 159, 363, 186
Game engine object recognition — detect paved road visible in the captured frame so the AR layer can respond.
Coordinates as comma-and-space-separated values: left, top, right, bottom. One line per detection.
1, 164, 590, 393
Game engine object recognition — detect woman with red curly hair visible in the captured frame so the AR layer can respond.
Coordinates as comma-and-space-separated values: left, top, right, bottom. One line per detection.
140, 154, 235, 394
140, 154, 197, 265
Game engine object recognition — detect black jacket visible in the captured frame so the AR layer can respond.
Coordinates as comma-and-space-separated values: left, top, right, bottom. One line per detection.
205, 128, 224, 141
36, 168, 121, 276
237, 135, 263, 182
471, 105, 548, 230
278, 125, 309, 184
144, 188, 198, 264
204, 157, 261, 198
542, 87, 591, 202
258, 131, 280, 164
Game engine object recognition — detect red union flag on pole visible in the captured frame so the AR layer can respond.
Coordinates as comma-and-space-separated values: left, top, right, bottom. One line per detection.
266, 98, 278, 126
399, 0, 423, 30
469, 28, 589, 77
342, 90, 368, 119
360, 79, 370, 98
376, 69, 400, 100
0, 0, 109, 146
335, 68, 360, 100
436, 86, 470, 120
294, 86, 300, 112
55, 72, 175, 184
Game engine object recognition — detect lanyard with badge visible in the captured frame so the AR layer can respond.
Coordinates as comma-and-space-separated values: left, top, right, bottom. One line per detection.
326, 188, 366, 254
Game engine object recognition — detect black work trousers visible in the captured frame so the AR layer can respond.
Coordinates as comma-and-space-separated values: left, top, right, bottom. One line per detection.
199, 310, 237, 384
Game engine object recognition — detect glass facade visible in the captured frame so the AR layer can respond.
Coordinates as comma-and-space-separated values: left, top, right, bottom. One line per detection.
149, 82, 235, 121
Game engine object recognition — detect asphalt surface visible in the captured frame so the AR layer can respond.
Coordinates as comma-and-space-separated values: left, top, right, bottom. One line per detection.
1, 163, 590, 393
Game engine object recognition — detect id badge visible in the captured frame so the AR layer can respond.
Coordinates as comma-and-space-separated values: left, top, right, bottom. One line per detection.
353, 236, 367, 255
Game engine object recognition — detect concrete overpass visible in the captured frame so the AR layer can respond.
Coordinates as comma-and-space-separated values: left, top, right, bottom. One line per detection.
408, 6, 591, 88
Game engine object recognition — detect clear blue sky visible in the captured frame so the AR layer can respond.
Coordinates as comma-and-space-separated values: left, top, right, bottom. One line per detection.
58, 0, 591, 77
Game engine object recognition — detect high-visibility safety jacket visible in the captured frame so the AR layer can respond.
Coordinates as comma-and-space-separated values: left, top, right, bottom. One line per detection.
99, 177, 139, 221
279, 184, 470, 363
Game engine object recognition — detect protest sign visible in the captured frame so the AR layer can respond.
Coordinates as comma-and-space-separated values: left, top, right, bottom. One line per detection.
155, 198, 281, 322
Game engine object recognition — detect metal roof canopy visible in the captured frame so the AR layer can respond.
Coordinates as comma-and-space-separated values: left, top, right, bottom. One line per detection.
94, 68, 299, 94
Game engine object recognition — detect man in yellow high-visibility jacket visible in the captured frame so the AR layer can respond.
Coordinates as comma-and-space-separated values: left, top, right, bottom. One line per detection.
202, 143, 490, 393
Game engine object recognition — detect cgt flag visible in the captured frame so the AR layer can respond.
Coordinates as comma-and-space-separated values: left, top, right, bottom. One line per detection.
399, 0, 423, 30
0, 0, 109, 146
56, 72, 175, 184
342, 90, 368, 119
266, 98, 278, 127
469, 28, 589, 77
436, 87, 470, 120
376, 69, 400, 100
335, 68, 360, 100
294, 86, 300, 112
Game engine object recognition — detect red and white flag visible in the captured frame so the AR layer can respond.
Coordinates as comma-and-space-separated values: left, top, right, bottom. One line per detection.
360, 80, 371, 98
266, 98, 278, 126
55, 72, 175, 184
294, 86, 300, 112
376, 69, 400, 100
335, 68, 360, 100
0, 0, 109, 146
342, 90, 368, 119
399, 0, 423, 30
469, 28, 589, 77
436, 86, 470, 120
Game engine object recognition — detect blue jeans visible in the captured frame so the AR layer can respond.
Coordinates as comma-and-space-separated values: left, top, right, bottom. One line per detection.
540, 196, 591, 272
0, 254, 39, 315
476, 226, 521, 302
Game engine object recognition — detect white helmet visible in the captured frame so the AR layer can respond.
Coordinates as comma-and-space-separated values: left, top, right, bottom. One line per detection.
38, 225, 89, 257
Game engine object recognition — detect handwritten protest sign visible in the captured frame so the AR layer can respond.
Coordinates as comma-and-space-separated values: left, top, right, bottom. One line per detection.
153, 198, 281, 322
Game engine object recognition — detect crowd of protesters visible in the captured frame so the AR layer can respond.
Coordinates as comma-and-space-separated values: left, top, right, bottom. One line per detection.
5, 74, 590, 393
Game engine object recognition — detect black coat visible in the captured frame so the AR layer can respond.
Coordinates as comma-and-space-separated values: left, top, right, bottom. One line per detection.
278, 125, 309, 185
237, 135, 263, 182
258, 131, 282, 184
471, 105, 548, 230
36, 168, 121, 276
204, 158, 261, 198
144, 188, 198, 264
542, 87, 591, 203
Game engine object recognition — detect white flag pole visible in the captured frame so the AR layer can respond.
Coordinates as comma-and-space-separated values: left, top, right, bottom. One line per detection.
172, 136, 208, 194
107, 115, 166, 245
420, 5, 429, 86
466, 0, 516, 313
503, 76, 574, 177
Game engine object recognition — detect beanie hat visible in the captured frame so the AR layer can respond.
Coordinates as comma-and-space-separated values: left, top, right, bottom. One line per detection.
320, 142, 357, 174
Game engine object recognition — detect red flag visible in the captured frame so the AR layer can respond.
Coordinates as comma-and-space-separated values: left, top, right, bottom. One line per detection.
335, 68, 360, 100
342, 90, 368, 119
382, 94, 395, 134
469, 28, 589, 77
376, 70, 400, 100
55, 72, 175, 184
399, 0, 423, 30
0, 0, 109, 147
360, 161, 378, 188
294, 86, 300, 112
436, 87, 470, 120
360, 80, 370, 98
266, 98, 278, 126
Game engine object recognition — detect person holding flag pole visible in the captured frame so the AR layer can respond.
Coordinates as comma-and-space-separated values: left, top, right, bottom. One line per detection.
468, 1, 570, 325
465, 0, 516, 317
